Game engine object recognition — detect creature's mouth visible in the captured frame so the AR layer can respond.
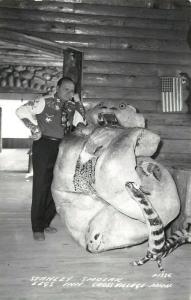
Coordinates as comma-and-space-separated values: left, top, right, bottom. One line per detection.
97, 113, 119, 126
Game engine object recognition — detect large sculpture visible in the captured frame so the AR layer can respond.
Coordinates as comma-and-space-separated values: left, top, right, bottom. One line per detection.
51, 101, 180, 253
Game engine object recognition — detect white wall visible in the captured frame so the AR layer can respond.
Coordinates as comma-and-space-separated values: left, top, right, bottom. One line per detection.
0, 100, 30, 138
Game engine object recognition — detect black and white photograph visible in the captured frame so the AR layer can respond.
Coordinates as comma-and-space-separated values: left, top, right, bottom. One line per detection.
0, 0, 191, 299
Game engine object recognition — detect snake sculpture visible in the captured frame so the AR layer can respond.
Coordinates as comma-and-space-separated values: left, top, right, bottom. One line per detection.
125, 181, 191, 271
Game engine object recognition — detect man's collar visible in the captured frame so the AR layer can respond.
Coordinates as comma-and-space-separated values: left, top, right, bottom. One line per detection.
54, 93, 61, 102
53, 93, 64, 109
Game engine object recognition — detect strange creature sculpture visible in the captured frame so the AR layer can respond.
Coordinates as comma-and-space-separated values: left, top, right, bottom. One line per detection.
51, 100, 190, 269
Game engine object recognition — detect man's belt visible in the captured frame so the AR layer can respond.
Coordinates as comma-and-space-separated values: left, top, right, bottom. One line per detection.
42, 135, 61, 142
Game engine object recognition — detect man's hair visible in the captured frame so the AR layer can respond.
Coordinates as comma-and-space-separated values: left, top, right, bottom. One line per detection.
57, 77, 75, 88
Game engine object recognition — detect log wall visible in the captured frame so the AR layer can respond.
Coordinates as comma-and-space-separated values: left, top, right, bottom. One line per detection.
0, 0, 191, 165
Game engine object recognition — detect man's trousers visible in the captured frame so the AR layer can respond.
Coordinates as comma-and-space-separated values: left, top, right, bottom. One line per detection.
31, 137, 60, 232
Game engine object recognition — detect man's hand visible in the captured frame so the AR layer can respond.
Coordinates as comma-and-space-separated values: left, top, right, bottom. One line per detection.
20, 118, 42, 141
31, 131, 42, 141
31, 125, 42, 141
73, 93, 80, 103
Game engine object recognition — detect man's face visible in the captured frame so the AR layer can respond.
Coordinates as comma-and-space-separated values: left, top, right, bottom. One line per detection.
57, 81, 75, 102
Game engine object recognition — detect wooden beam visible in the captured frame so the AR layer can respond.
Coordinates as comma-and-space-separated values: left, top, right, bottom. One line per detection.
83, 86, 159, 101
160, 139, 191, 154
148, 125, 191, 140
0, 0, 189, 9
83, 61, 191, 77
0, 9, 188, 30
157, 152, 191, 164
11, 30, 189, 53
0, 42, 51, 54
0, 3, 189, 20
74, 24, 186, 40
144, 113, 191, 126
0, 29, 65, 57
0, 0, 149, 9
0, 57, 63, 66
0, 50, 54, 57
73, 3, 190, 20
0, 2, 74, 13
13, 23, 187, 41
83, 74, 159, 88
83, 48, 191, 66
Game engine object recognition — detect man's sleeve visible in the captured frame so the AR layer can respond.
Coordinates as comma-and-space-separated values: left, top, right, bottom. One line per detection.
15, 97, 45, 133
16, 97, 45, 125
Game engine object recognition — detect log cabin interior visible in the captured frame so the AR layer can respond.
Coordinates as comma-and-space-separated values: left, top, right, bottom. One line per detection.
0, 0, 191, 299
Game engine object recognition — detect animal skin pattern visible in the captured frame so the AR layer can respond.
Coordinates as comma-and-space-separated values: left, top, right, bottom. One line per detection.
125, 181, 191, 271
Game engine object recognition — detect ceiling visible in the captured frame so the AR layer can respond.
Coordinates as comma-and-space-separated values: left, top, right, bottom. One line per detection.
0, 0, 190, 67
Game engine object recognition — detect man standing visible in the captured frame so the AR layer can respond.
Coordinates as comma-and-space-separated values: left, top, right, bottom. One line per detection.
16, 77, 86, 241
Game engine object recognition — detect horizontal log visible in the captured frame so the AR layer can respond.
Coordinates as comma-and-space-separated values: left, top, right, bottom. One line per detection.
0, 58, 189, 82
0, 50, 54, 58
0, 30, 64, 57
109, 37, 189, 52
83, 48, 191, 66
83, 61, 191, 77
156, 152, 191, 165
0, 10, 188, 30
0, 0, 154, 10
0, 2, 74, 13
29, 32, 189, 53
0, 57, 63, 67
13, 35, 190, 66
0, 0, 187, 9
83, 86, 160, 101
0, 8, 187, 39
73, 4, 190, 20
0, 54, 61, 61
144, 113, 191, 126
83, 74, 159, 88
74, 24, 186, 40
0, 42, 47, 54
84, 0, 187, 7
160, 139, 191, 154
17, 33, 191, 66
148, 125, 191, 140
59, 35, 190, 53
18, 26, 186, 42
0, 19, 76, 34
83, 98, 158, 112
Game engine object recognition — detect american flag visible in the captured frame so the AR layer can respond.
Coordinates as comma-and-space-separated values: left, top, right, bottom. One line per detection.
161, 76, 183, 112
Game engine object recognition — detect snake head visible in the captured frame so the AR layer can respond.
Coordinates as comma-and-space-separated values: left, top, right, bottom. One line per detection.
125, 182, 151, 197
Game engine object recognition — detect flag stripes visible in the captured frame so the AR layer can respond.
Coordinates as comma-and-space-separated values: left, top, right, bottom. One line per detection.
161, 77, 183, 112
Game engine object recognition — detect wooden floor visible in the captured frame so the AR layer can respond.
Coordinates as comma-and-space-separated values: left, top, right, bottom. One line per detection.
0, 151, 191, 300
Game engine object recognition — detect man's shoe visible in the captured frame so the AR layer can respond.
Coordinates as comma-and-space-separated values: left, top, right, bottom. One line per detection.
44, 226, 57, 234
33, 232, 45, 241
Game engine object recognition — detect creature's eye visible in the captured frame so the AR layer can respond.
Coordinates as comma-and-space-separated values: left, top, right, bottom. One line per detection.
182, 78, 187, 84
119, 103, 127, 110
98, 102, 104, 108
94, 233, 100, 240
